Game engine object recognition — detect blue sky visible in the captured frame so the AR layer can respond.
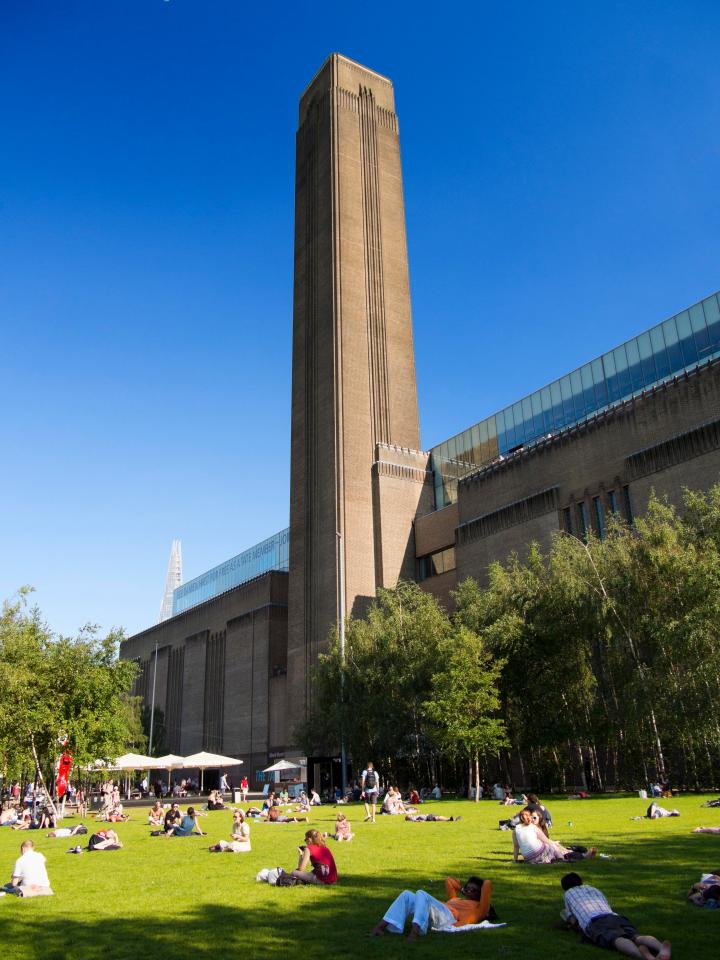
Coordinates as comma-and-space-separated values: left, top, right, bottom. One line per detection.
1, 1, 718, 637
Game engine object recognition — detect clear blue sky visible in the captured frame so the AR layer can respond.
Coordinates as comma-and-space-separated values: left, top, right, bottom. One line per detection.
1, 1, 718, 637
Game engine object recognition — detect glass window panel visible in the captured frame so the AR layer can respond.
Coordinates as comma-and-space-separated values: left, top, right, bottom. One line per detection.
530, 390, 544, 438
563, 507, 573, 535
637, 332, 657, 385
690, 303, 711, 357
560, 375, 574, 426
608, 489, 618, 514
661, 317, 684, 373
702, 295, 720, 352
625, 338, 643, 391
612, 345, 631, 398
602, 351, 620, 402
675, 310, 698, 366
569, 369, 583, 418
495, 409, 508, 453
578, 363, 594, 417
549, 380, 563, 429
540, 386, 553, 432
649, 325, 671, 379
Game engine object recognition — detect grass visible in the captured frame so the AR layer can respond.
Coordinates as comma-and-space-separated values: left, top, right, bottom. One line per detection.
0, 793, 718, 959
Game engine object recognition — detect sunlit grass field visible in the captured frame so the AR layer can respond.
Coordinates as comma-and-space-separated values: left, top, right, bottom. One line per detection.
0, 793, 718, 958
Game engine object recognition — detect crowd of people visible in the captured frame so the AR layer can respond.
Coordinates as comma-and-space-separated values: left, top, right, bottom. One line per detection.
2, 765, 717, 954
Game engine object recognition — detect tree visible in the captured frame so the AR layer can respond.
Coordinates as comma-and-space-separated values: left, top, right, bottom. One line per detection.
0, 589, 139, 794
425, 626, 507, 800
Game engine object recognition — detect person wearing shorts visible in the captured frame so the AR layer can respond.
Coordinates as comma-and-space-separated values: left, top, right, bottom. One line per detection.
361, 762, 380, 823
561, 873, 671, 958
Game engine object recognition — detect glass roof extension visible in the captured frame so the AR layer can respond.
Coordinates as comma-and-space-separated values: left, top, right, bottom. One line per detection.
429, 291, 720, 508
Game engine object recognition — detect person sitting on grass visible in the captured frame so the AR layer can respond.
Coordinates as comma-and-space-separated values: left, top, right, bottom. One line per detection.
163, 802, 182, 833
267, 805, 308, 824
0, 805, 21, 827
329, 813, 354, 841
405, 812, 461, 822
371, 875, 493, 940
561, 872, 671, 959
687, 870, 720, 907
148, 801, 165, 827
46, 823, 87, 839
206, 790, 225, 811
291, 829, 338, 885
513, 809, 597, 864
526, 793, 553, 831
1, 840, 54, 898
88, 828, 123, 850
382, 786, 407, 815
168, 807, 205, 836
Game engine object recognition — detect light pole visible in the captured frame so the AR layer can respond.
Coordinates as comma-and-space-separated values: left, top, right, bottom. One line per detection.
148, 639, 159, 755
336, 530, 347, 795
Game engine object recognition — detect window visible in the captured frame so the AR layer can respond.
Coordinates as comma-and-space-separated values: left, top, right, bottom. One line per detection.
623, 485, 634, 524
417, 546, 456, 581
577, 501, 589, 539
608, 489, 618, 515
562, 507, 573, 535
593, 496, 605, 539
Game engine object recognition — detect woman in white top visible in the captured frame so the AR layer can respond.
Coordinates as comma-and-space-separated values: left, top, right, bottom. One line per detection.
513, 809, 596, 864
208, 810, 251, 852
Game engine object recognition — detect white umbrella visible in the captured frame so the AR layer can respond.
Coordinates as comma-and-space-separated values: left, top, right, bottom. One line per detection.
263, 759, 304, 773
181, 751, 243, 792
113, 753, 156, 770
150, 754, 187, 791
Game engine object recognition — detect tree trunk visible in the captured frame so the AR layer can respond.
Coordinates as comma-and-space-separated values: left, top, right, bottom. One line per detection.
474, 755, 480, 802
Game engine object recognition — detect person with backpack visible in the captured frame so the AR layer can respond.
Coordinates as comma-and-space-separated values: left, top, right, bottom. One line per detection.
361, 762, 380, 823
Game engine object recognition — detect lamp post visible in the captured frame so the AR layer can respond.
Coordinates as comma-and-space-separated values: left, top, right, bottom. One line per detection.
148, 639, 159, 755
336, 530, 347, 795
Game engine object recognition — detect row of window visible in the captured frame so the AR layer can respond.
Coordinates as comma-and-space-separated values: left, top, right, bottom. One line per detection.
430, 291, 720, 507
417, 545, 456, 581
562, 486, 633, 541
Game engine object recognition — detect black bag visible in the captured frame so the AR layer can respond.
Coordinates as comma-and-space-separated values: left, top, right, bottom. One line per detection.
365, 770, 377, 790
275, 870, 300, 887
75, 824, 88, 835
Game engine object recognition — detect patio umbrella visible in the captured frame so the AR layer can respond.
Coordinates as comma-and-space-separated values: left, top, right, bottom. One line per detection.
113, 753, 155, 770
181, 751, 243, 792
263, 759, 305, 773
151, 754, 187, 791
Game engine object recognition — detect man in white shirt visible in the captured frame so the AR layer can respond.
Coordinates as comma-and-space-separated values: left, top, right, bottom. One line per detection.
3, 840, 54, 898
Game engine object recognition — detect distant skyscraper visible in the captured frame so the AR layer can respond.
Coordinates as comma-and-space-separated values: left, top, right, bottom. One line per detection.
159, 539, 183, 622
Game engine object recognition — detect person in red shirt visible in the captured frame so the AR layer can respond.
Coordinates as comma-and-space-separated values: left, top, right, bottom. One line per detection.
371, 876, 493, 940
291, 829, 337, 885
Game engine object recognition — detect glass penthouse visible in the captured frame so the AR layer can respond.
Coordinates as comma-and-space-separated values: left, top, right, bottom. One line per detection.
430, 291, 720, 507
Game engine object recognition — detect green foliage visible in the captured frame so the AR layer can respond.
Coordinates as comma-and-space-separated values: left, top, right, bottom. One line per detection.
0, 590, 139, 783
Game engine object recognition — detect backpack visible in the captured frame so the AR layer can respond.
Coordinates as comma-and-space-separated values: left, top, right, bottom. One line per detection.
275, 870, 300, 887
364, 770, 377, 790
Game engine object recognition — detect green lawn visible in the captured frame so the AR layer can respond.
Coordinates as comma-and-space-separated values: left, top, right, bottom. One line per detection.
0, 794, 718, 958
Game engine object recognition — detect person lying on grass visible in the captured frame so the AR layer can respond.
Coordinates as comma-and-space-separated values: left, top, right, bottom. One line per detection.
687, 869, 720, 906
291, 829, 337, 885
404, 813, 461, 822
267, 806, 308, 823
561, 872, 670, 959
371, 875, 493, 940
88, 829, 123, 850
46, 824, 87, 838
692, 825, 720, 834
629, 802, 679, 820
513, 809, 597, 863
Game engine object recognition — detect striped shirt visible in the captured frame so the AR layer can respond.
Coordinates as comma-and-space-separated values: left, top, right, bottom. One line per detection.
564, 885, 614, 932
